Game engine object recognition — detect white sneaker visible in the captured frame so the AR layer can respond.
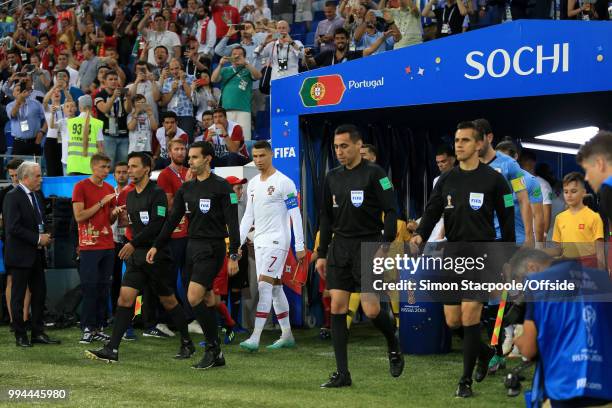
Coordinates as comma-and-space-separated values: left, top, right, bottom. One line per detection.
502, 326, 514, 355
188, 321, 203, 334
509, 345, 522, 358
156, 323, 175, 337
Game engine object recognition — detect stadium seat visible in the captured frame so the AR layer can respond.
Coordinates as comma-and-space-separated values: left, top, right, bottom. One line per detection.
291, 22, 308, 38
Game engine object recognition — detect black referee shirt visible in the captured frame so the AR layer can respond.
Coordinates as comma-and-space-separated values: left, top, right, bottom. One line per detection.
416, 162, 515, 242
317, 160, 398, 258
154, 173, 240, 254
127, 181, 168, 249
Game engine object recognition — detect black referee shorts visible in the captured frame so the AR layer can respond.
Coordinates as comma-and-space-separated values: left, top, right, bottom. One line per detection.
326, 235, 380, 293
122, 248, 174, 297
184, 238, 226, 290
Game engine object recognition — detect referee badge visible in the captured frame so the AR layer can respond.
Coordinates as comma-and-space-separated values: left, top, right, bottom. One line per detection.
139, 211, 149, 225
350, 190, 364, 207
200, 198, 211, 213
469, 192, 484, 210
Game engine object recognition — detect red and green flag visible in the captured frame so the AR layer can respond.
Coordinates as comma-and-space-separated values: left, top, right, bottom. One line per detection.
299, 75, 346, 107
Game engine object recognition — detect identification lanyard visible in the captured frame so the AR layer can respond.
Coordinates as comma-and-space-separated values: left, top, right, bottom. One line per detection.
168, 165, 185, 183
443, 5, 456, 24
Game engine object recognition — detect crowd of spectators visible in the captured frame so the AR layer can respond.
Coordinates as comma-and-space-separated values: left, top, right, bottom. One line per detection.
0, 0, 607, 176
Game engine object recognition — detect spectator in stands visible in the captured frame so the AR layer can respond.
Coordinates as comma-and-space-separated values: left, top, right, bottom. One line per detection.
273, 0, 295, 23
127, 94, 158, 153
211, 46, 261, 141
178, 0, 200, 38
54, 99, 78, 175
55, 51, 79, 86
211, 0, 241, 40
256, 21, 304, 81
160, 58, 195, 140
381, 0, 423, 49
206, 107, 250, 167
153, 111, 189, 169
315, 1, 346, 53
305, 27, 390, 67
27, 54, 51, 94
78, 43, 101, 92
192, 71, 221, 123
42, 88, 66, 177
354, 10, 401, 54
52, 69, 84, 105
422, 0, 469, 38
295, 0, 314, 31
95, 70, 131, 165
252, 0, 272, 22
193, 5, 217, 59
147, 46, 171, 80
215, 23, 262, 66
567, 0, 602, 19
127, 61, 161, 123
183, 38, 212, 80
6, 81, 45, 156
138, 11, 182, 65
511, 249, 612, 407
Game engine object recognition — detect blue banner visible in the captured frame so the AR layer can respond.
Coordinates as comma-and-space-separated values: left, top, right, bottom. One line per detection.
270, 20, 612, 190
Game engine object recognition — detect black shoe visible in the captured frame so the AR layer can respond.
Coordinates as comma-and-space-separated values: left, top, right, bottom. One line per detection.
388, 350, 405, 378
455, 378, 473, 398
320, 371, 352, 388
85, 346, 118, 363
175, 340, 196, 359
475, 345, 496, 383
31, 333, 61, 345
192, 344, 225, 369
15, 335, 32, 348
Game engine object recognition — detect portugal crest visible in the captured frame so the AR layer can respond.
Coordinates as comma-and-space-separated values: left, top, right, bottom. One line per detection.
310, 82, 326, 101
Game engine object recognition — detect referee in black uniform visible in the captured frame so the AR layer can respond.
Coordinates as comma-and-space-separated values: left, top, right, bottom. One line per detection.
147, 141, 240, 370
85, 152, 194, 363
316, 124, 404, 388
410, 121, 515, 398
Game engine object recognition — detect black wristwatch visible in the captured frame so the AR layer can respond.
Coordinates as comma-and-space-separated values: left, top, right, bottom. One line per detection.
229, 253, 239, 261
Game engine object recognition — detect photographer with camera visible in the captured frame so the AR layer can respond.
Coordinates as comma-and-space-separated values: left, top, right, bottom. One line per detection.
160, 58, 195, 141
6, 81, 46, 156
127, 94, 157, 153
182, 38, 211, 80
314, 2, 345, 53
204, 107, 250, 167
353, 9, 400, 55
255, 20, 304, 81
128, 61, 161, 123
191, 71, 220, 124
95, 70, 131, 165
509, 249, 612, 407
211, 47, 261, 141
380, 0, 423, 49
26, 54, 51, 94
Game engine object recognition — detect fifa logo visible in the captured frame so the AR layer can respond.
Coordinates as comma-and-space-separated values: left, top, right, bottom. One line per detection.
582, 305, 596, 348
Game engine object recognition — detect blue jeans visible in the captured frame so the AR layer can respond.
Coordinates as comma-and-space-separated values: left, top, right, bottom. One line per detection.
104, 137, 129, 167
79, 249, 115, 330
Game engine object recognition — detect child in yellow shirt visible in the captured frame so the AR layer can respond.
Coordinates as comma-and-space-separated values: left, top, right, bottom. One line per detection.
551, 172, 604, 268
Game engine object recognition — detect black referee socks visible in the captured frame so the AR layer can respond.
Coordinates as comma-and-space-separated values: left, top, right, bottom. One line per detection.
168, 304, 191, 342
331, 313, 349, 374
371, 311, 399, 351
108, 306, 133, 350
192, 302, 219, 346
462, 323, 482, 381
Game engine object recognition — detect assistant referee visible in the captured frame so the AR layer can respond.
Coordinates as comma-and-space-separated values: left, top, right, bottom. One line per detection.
315, 124, 403, 388
410, 121, 515, 398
